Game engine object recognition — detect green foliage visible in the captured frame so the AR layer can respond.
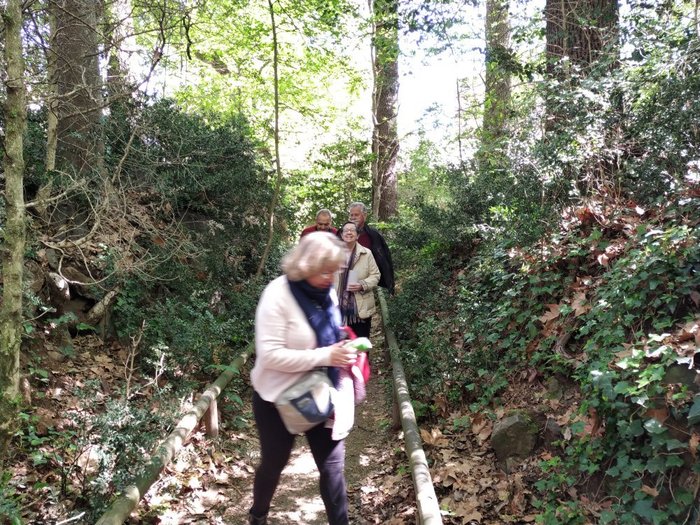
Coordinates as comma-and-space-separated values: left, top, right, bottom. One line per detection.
621, 8, 700, 201
150, 0, 365, 175
526, 209, 698, 522
103, 98, 271, 374
392, 149, 699, 521
22, 108, 49, 193
9, 380, 188, 521
0, 471, 22, 525
113, 272, 261, 375
109, 98, 271, 223
576, 221, 700, 361
285, 133, 372, 232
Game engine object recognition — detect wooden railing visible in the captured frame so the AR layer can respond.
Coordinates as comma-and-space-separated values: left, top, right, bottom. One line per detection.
96, 291, 442, 524
95, 347, 253, 525
378, 290, 443, 525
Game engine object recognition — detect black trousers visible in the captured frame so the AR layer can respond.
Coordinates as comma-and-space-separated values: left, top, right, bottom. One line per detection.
250, 391, 349, 525
349, 317, 371, 339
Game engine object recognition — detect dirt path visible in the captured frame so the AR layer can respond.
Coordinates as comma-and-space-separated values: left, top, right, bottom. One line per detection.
150, 320, 418, 524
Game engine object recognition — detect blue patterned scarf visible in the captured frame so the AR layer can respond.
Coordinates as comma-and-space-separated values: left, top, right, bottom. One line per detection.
288, 278, 342, 386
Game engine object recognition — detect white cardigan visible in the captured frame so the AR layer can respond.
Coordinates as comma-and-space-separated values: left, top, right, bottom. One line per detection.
250, 275, 340, 402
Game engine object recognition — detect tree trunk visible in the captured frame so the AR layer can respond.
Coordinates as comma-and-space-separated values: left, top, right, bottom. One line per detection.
105, 0, 137, 98
479, 0, 511, 174
482, 0, 511, 139
370, 0, 399, 221
38, 5, 59, 222
50, 0, 104, 178
545, 0, 619, 125
544, 0, 620, 197
46, 5, 58, 174
1, 0, 28, 470
256, 0, 283, 277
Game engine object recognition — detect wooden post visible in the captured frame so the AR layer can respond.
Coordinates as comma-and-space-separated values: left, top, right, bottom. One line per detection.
203, 397, 219, 438
96, 346, 253, 525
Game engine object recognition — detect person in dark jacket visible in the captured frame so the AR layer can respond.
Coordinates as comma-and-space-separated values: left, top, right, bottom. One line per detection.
347, 202, 395, 295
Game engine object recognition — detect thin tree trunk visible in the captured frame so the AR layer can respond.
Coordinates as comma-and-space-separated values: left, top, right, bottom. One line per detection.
370, 0, 399, 221
478, 0, 511, 175
46, 6, 58, 173
456, 78, 464, 165
256, 0, 283, 277
0, 0, 28, 470
482, 0, 511, 140
38, 5, 58, 221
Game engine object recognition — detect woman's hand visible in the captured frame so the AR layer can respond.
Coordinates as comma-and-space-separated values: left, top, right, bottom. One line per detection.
346, 283, 363, 293
328, 341, 357, 366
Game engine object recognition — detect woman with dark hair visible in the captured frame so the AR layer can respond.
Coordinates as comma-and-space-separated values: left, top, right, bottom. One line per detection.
335, 221, 381, 339
248, 232, 358, 525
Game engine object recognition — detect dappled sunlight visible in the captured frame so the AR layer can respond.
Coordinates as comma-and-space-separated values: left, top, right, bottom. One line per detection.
283, 444, 322, 476
358, 453, 371, 467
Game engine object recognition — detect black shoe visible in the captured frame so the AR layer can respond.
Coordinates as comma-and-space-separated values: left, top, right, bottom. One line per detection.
248, 512, 268, 525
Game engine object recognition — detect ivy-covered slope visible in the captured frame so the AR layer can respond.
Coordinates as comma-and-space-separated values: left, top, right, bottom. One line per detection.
390, 184, 700, 524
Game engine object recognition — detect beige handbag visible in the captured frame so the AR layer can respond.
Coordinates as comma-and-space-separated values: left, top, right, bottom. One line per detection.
274, 368, 335, 434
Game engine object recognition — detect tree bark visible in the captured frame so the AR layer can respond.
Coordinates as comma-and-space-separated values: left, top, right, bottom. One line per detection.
482, 0, 511, 140
1, 0, 28, 470
544, 0, 620, 197
105, 0, 137, 96
479, 0, 511, 174
545, 0, 619, 126
370, 0, 399, 221
256, 0, 283, 277
46, 5, 58, 174
50, 0, 105, 178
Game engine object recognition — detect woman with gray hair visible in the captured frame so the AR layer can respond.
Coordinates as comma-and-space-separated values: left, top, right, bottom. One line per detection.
248, 232, 358, 525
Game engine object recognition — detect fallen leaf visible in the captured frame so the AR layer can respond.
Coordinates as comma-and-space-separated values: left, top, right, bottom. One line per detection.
571, 292, 590, 317
690, 291, 700, 308
539, 304, 561, 324
419, 427, 449, 447
471, 413, 487, 433
641, 484, 659, 497
644, 407, 669, 425
690, 433, 700, 459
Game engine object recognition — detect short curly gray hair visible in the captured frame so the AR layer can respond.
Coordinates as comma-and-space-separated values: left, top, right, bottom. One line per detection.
282, 231, 346, 281
347, 202, 368, 215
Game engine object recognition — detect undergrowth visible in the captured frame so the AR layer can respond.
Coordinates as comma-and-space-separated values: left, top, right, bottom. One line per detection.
391, 186, 700, 523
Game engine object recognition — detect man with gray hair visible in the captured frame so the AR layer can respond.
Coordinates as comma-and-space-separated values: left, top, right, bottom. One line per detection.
300, 209, 337, 238
347, 202, 395, 295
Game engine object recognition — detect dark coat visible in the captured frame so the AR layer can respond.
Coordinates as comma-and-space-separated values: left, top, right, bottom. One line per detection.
364, 225, 395, 295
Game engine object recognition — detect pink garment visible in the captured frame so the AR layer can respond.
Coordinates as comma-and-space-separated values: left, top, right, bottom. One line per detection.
329, 364, 367, 440
350, 362, 367, 404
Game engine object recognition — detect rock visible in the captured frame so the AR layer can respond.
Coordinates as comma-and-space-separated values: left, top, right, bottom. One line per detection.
491, 412, 538, 464
542, 417, 563, 448
44, 248, 60, 271
24, 259, 45, 294
662, 364, 699, 393
47, 272, 70, 303
62, 264, 102, 300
